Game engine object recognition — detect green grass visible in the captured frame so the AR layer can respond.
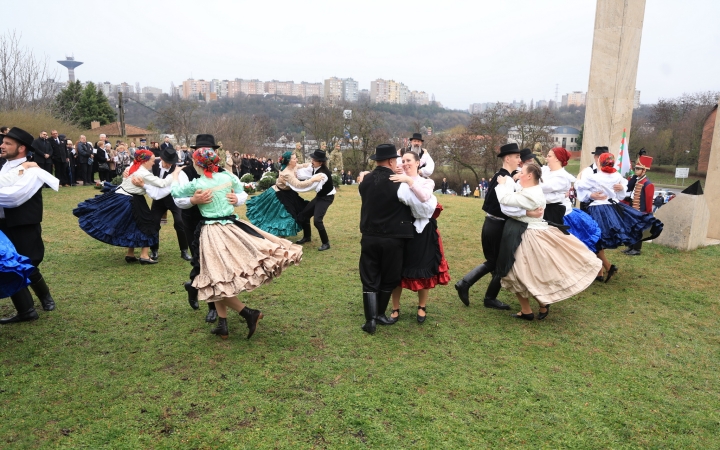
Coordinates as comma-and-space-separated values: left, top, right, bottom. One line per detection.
1, 185, 719, 448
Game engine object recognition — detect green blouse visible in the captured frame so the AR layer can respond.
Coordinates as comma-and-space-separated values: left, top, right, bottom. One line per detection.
171, 171, 244, 224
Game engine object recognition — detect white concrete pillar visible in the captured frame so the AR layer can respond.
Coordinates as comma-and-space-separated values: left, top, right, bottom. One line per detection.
705, 96, 720, 239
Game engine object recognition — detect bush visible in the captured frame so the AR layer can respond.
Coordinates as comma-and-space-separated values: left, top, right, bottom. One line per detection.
256, 176, 275, 191
240, 174, 255, 183
243, 183, 256, 195
331, 173, 341, 188
111, 175, 123, 186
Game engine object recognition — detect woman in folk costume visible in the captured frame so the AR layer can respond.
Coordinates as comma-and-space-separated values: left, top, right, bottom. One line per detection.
494, 164, 602, 320
170, 149, 302, 340
541, 147, 601, 253
73, 150, 175, 264
387, 151, 450, 323
574, 153, 663, 282
245, 151, 326, 237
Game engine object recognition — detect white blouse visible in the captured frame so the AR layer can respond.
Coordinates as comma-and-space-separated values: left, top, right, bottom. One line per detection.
118, 166, 174, 196
495, 182, 548, 230
541, 166, 575, 215
397, 176, 438, 233
574, 170, 627, 206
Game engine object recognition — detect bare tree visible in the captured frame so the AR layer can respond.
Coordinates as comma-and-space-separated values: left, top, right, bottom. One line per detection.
157, 100, 202, 146
197, 113, 261, 155
505, 105, 556, 151
434, 127, 485, 185
466, 103, 511, 176
293, 101, 344, 147
342, 102, 389, 173
0, 30, 57, 111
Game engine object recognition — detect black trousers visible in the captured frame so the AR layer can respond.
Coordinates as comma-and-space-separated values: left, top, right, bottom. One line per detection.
182, 207, 215, 311
52, 160, 68, 185
297, 195, 334, 232
150, 196, 188, 252
0, 221, 43, 282
80, 163, 93, 184
39, 158, 53, 173
480, 216, 506, 300
359, 235, 406, 292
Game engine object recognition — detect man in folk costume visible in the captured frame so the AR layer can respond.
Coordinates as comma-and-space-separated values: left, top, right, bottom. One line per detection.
147, 147, 192, 262
407, 133, 435, 177
454, 143, 545, 309
621, 154, 655, 256
0, 127, 60, 324
295, 149, 335, 251
358, 144, 415, 334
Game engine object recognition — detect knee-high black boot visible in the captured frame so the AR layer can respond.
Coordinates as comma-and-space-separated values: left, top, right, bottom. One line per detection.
29, 271, 55, 311
375, 291, 395, 325
454, 264, 491, 306
361, 292, 378, 334
0, 288, 39, 324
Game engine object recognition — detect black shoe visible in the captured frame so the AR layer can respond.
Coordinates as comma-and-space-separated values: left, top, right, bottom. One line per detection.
239, 307, 263, 339
29, 273, 55, 311
621, 247, 631, 254
417, 306, 427, 324
624, 250, 641, 256
205, 308, 218, 323
125, 256, 138, 263
318, 243, 331, 251
594, 276, 604, 282
484, 297, 511, 310
211, 317, 228, 339
375, 291, 395, 325
295, 237, 311, 245
0, 310, 39, 324
512, 311, 535, 321
180, 249, 192, 261
0, 289, 39, 324
185, 281, 199, 310
455, 264, 491, 306
139, 258, 158, 265
537, 304, 550, 320
388, 309, 400, 324
150, 250, 159, 261
605, 264, 618, 283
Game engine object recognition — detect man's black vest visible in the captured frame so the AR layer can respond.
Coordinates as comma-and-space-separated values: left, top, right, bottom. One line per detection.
0, 159, 44, 227
359, 166, 414, 238
315, 164, 334, 197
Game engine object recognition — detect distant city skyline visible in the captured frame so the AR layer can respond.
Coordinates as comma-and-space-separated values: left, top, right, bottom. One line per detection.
13, 0, 719, 110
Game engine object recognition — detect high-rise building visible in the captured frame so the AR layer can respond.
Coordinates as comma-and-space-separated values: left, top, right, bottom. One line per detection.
265, 80, 294, 96
323, 77, 344, 103
342, 78, 359, 102
182, 79, 212, 100
371, 79, 409, 104
411, 91, 429, 106
211, 79, 229, 98
562, 91, 586, 108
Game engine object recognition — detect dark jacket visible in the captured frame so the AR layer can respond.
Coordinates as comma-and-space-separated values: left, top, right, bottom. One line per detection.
482, 168, 517, 219
314, 164, 334, 197
77, 142, 93, 164
32, 137, 52, 160
359, 166, 414, 238
160, 142, 174, 151
50, 137, 65, 162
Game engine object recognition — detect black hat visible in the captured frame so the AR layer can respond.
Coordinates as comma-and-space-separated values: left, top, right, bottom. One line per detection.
497, 142, 520, 158
3, 127, 35, 151
519, 148, 534, 162
309, 149, 328, 162
160, 147, 178, 164
410, 132, 424, 142
592, 146, 609, 155
370, 143, 402, 161
191, 134, 220, 149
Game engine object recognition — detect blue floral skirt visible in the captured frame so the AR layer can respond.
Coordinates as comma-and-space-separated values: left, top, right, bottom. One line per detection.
563, 208, 602, 253
73, 190, 159, 248
0, 231, 35, 298
587, 202, 663, 250
245, 188, 304, 237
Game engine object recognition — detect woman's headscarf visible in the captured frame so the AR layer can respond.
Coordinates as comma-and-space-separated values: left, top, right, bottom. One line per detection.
128, 149, 154, 175
280, 151, 293, 171
551, 147, 571, 167
193, 148, 220, 178
599, 153, 617, 174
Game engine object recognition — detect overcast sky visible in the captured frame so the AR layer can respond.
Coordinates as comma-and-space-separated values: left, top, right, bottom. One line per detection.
7, 0, 719, 110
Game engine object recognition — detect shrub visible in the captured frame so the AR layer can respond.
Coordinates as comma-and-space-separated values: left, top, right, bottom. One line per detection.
243, 183, 256, 195
331, 173, 341, 188
256, 176, 275, 191
111, 175, 123, 186
240, 174, 255, 183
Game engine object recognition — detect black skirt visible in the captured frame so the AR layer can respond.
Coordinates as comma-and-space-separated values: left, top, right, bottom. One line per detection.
275, 189, 309, 220
401, 219, 441, 280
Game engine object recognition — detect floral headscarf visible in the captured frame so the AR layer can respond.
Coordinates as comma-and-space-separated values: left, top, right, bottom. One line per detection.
599, 152, 617, 174
128, 149, 154, 175
280, 151, 293, 171
193, 148, 220, 178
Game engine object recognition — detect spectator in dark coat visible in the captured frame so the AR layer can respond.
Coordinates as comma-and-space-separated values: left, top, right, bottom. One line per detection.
32, 131, 53, 173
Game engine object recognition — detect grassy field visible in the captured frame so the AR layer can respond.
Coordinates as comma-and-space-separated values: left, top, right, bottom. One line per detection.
1, 184, 719, 448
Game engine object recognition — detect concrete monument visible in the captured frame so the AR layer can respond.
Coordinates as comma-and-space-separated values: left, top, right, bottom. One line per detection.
705, 96, 720, 240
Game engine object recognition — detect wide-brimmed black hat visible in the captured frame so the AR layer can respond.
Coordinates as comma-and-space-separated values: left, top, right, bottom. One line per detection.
592, 146, 609, 155
309, 149, 328, 162
191, 134, 220, 149
519, 148, 534, 162
409, 132, 424, 142
370, 143, 402, 161
497, 142, 520, 158
160, 147, 178, 164
3, 127, 35, 151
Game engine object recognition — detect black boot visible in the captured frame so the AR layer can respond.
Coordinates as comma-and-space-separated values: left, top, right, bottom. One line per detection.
29, 272, 55, 311
180, 249, 192, 261
150, 248, 159, 261
454, 264, 491, 306
205, 302, 218, 323
483, 277, 510, 310
211, 317, 228, 339
0, 288, 39, 324
295, 223, 312, 244
184, 281, 199, 310
239, 306, 263, 339
318, 229, 330, 251
361, 292, 378, 334
375, 291, 396, 325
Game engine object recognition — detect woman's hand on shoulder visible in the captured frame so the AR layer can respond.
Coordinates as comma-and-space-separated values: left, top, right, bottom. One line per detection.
389, 174, 412, 184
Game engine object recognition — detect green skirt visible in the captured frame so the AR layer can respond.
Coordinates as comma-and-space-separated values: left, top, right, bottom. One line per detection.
245, 188, 305, 237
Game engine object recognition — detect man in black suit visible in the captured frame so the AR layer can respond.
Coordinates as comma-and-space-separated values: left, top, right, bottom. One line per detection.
295, 149, 335, 251
0, 127, 57, 324
148, 147, 191, 262
49, 130, 69, 186
160, 136, 174, 152
32, 130, 53, 174
76, 135, 94, 185
357, 144, 415, 334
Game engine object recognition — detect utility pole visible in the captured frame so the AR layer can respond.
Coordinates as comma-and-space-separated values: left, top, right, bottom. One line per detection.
118, 91, 126, 137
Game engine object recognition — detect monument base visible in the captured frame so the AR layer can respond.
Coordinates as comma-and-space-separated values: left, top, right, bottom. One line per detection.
653, 194, 710, 251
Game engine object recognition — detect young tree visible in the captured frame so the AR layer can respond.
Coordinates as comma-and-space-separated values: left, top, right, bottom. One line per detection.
53, 80, 83, 123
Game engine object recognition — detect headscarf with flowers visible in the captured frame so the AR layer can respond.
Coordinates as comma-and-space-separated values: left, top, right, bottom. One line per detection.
599, 152, 617, 174
280, 151, 294, 171
128, 149, 154, 175
193, 148, 220, 178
